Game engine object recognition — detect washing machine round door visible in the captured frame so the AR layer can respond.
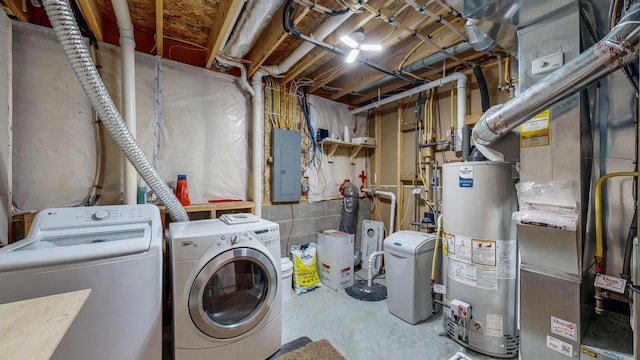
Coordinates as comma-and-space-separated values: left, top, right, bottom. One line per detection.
189, 247, 277, 339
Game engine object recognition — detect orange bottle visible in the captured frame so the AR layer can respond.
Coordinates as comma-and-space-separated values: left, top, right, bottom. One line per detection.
175, 174, 191, 206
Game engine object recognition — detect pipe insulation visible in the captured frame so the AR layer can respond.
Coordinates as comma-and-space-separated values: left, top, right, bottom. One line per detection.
42, 0, 189, 222
472, 0, 640, 146
112, 0, 137, 205
224, 0, 285, 58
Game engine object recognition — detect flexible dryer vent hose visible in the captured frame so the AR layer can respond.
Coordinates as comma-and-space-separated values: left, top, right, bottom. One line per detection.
42, 0, 189, 222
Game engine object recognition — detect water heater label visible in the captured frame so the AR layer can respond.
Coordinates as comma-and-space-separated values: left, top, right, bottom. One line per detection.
486, 314, 503, 337
472, 240, 496, 266
547, 335, 573, 357
458, 166, 474, 187
497, 240, 517, 280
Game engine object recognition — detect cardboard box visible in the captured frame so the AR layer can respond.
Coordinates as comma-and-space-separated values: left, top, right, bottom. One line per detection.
316, 230, 354, 291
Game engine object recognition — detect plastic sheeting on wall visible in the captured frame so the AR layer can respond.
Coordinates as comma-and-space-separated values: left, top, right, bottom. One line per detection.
11, 22, 248, 211
306, 95, 368, 203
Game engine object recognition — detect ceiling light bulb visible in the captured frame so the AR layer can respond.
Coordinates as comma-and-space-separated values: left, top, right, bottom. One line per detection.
340, 35, 360, 49
345, 49, 360, 63
360, 44, 382, 51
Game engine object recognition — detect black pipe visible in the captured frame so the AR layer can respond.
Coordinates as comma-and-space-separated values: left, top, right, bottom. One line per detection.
473, 65, 491, 112
462, 125, 471, 160
621, 207, 638, 280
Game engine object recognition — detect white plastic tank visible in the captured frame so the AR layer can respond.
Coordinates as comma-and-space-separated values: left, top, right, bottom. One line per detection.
281, 257, 293, 303
441, 161, 518, 358
384, 231, 437, 324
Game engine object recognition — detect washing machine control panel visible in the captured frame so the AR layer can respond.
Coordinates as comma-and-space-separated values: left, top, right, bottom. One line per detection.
37, 205, 157, 231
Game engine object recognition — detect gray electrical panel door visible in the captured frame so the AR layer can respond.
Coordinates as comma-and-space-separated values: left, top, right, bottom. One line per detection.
272, 128, 301, 202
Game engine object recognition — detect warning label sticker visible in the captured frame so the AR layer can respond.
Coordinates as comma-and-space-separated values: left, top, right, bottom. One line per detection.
547, 335, 573, 357
449, 259, 497, 290
486, 314, 503, 337
497, 240, 517, 279
454, 235, 472, 262
459, 166, 474, 188
472, 239, 496, 266
551, 316, 577, 341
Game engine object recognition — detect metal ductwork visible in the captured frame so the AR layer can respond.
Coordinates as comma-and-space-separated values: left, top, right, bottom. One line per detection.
223, 0, 285, 58
472, 0, 640, 147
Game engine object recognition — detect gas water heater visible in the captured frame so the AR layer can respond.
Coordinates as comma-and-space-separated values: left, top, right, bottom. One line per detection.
442, 161, 519, 358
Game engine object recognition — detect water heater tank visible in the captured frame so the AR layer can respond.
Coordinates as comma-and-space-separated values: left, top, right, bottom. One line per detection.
441, 161, 518, 358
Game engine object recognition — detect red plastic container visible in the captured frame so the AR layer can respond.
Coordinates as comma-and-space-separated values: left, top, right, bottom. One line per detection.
175, 174, 191, 206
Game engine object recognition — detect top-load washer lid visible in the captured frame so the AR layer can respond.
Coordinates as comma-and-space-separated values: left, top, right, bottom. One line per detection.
383, 230, 437, 255
0, 205, 160, 271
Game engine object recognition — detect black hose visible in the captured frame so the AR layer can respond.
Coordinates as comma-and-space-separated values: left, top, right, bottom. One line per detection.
621, 206, 638, 280
473, 65, 490, 112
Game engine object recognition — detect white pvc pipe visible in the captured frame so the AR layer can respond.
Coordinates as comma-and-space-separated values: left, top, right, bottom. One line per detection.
264, 11, 354, 75
350, 72, 466, 150
367, 251, 385, 287
216, 56, 255, 96
251, 70, 266, 217
362, 188, 397, 234
112, 0, 137, 205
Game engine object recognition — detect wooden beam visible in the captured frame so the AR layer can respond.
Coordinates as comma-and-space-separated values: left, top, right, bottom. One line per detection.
155, 0, 163, 56
396, 103, 404, 232
246, 5, 309, 77
308, 10, 460, 95
374, 108, 381, 186
76, 0, 103, 42
204, 0, 244, 69
351, 52, 486, 105
325, 21, 465, 99
280, 8, 380, 84
2, 0, 28, 22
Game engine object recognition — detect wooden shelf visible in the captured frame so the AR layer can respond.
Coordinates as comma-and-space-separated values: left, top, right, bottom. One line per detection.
320, 139, 376, 165
157, 201, 255, 232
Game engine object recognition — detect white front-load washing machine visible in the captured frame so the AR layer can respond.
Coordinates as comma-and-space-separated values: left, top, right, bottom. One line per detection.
169, 218, 282, 360
0, 204, 162, 360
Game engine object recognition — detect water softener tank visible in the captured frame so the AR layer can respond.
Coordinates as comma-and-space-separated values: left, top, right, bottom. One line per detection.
442, 161, 518, 358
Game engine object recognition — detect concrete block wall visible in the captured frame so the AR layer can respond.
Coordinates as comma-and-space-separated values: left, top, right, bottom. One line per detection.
262, 199, 371, 257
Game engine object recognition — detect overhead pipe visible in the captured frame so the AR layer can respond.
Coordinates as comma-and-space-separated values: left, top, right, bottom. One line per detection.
112, 0, 137, 205
228, 2, 355, 216
350, 72, 466, 149
42, 0, 189, 222
267, 5, 355, 75
472, 0, 640, 147
354, 41, 473, 94
362, 188, 397, 234
403, 0, 466, 41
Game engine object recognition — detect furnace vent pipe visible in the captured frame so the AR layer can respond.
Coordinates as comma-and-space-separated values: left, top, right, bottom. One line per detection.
42, 0, 189, 222
112, 0, 137, 205
224, 0, 285, 58
472, 0, 640, 146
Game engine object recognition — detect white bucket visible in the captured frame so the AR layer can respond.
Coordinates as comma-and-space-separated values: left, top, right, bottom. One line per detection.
281, 257, 294, 303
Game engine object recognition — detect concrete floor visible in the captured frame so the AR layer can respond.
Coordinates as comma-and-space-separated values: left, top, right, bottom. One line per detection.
281, 271, 498, 360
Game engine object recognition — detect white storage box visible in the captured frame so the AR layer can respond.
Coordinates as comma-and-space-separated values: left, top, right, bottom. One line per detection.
316, 230, 354, 291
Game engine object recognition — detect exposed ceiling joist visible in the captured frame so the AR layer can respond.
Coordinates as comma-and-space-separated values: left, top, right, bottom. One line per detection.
2, 0, 28, 22
326, 23, 466, 99
205, 0, 245, 69
77, 0, 103, 41
155, 0, 163, 56
246, 5, 309, 77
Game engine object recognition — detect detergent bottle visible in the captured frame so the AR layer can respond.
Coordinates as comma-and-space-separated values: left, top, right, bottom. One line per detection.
175, 174, 191, 206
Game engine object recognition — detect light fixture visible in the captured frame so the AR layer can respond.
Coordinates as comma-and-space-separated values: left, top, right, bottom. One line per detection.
340, 28, 382, 63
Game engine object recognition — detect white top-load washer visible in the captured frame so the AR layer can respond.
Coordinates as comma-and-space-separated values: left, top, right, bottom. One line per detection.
0, 204, 162, 360
170, 217, 282, 360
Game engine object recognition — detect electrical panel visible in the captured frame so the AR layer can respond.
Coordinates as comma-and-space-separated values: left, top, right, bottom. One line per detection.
272, 128, 301, 202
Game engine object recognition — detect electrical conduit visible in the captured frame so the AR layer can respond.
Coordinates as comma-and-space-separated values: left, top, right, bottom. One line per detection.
111, 0, 137, 205
42, 0, 189, 222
